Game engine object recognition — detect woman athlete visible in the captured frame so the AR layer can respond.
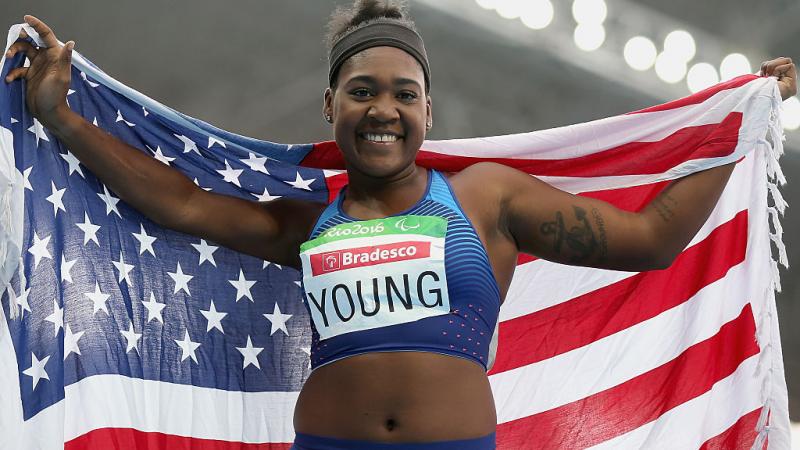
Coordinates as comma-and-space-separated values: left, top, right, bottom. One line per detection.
6, 1, 797, 448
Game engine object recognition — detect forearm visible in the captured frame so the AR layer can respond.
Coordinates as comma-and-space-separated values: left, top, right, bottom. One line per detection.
640, 163, 735, 266
44, 107, 199, 227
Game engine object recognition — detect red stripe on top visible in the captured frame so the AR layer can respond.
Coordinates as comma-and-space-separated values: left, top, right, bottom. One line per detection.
305, 112, 742, 177
491, 209, 748, 374
698, 407, 762, 450
495, 303, 760, 449
65, 428, 291, 450
628, 75, 759, 114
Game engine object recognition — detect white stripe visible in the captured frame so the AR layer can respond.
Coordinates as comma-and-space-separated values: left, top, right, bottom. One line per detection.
500, 155, 755, 321
490, 251, 766, 423
58, 375, 297, 443
423, 78, 773, 160
587, 355, 762, 450
323, 169, 345, 178
500, 261, 633, 321
537, 155, 747, 193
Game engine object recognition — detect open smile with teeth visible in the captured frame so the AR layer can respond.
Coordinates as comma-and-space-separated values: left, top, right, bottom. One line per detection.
360, 133, 402, 143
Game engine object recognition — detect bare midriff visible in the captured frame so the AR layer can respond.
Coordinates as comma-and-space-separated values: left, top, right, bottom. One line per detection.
293, 351, 497, 442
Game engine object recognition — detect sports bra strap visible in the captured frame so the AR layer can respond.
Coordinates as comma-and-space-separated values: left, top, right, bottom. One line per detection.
427, 170, 468, 221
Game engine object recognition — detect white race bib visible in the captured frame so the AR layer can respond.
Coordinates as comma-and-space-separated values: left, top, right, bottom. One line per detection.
300, 215, 450, 339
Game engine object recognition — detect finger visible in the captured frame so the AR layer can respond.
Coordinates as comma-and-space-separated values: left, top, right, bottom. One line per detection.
59, 40, 74, 68
19, 29, 28, 39
774, 63, 795, 79
23, 15, 59, 48
4, 67, 28, 83
5, 40, 39, 61
760, 62, 767, 77
782, 61, 797, 78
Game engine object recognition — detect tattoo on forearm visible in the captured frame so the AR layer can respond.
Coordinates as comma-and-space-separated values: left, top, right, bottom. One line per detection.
540, 206, 601, 264
652, 194, 678, 223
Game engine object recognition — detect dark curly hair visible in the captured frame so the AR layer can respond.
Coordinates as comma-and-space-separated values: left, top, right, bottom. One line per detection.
325, 0, 418, 53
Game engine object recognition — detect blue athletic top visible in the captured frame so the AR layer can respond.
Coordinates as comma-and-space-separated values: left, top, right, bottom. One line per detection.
299, 170, 501, 371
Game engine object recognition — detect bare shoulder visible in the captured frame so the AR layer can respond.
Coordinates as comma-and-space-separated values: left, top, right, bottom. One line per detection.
448, 162, 545, 202
445, 162, 531, 233
447, 163, 501, 207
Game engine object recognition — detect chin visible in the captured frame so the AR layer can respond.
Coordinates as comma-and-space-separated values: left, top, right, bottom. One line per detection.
348, 154, 416, 179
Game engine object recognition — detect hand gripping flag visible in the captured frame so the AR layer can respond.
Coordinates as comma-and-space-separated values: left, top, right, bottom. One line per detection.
0, 23, 792, 449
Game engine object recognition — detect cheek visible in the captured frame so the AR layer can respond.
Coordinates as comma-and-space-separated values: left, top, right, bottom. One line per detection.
405, 109, 428, 140
332, 109, 359, 139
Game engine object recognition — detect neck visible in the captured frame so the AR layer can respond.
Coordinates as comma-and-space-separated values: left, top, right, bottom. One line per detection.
342, 165, 429, 219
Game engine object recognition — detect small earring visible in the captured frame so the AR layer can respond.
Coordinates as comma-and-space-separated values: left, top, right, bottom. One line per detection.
325, 114, 332, 123
426, 121, 432, 130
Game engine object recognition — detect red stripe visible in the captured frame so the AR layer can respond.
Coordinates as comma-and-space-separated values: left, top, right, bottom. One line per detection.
491, 210, 748, 374
64, 428, 291, 450
699, 407, 762, 450
323, 172, 348, 204
579, 180, 670, 211
302, 141, 343, 170
495, 303, 760, 449
628, 75, 758, 114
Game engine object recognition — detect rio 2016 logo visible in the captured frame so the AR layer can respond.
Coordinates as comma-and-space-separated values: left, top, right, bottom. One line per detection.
395, 217, 420, 232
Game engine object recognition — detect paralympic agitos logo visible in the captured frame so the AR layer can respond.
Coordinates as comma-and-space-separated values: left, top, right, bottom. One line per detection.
311, 241, 431, 276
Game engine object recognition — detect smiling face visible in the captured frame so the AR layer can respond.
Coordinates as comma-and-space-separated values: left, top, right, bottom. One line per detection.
324, 46, 432, 181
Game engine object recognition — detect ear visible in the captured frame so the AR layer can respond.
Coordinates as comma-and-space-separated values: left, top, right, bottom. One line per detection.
425, 94, 433, 130
323, 87, 334, 123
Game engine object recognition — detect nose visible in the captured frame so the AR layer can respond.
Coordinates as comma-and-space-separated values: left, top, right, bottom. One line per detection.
366, 93, 400, 123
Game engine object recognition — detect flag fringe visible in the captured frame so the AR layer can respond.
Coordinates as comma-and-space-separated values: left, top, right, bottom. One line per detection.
753, 284, 781, 450
765, 83, 789, 271
753, 81, 789, 450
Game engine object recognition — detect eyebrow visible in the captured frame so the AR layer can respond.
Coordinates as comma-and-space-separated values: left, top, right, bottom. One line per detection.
345, 75, 422, 90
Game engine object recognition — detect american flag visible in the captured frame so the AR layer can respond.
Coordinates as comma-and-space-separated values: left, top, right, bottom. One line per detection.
0, 23, 791, 449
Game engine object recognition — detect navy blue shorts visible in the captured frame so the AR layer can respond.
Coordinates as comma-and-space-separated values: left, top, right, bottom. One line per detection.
290, 431, 496, 450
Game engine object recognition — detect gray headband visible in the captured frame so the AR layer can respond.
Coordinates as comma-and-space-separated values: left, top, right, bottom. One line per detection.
328, 21, 431, 93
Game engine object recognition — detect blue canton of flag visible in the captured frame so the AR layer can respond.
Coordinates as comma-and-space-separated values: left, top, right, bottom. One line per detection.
0, 28, 322, 445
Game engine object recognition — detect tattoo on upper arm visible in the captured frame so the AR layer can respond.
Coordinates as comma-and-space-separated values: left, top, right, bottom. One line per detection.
652, 193, 678, 223
540, 205, 607, 264
591, 207, 608, 262
540, 211, 567, 253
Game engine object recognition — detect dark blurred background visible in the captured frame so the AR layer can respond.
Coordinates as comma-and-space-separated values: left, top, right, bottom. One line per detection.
3, 0, 798, 424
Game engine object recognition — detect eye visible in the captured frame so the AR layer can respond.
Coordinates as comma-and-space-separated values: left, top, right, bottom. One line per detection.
350, 88, 372, 98
398, 91, 419, 102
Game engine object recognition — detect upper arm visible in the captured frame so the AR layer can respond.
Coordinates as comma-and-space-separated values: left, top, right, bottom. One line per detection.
482, 163, 665, 271
165, 188, 326, 269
